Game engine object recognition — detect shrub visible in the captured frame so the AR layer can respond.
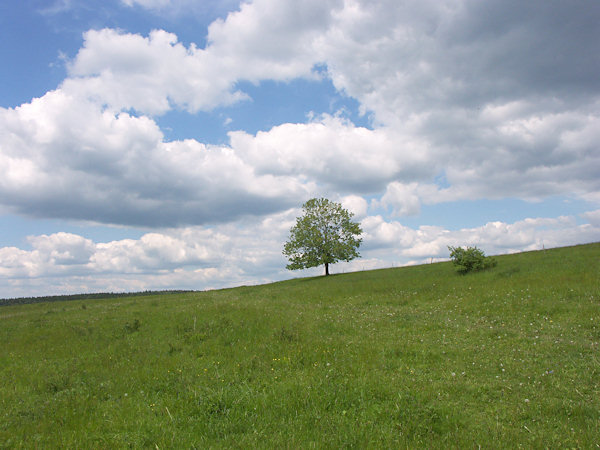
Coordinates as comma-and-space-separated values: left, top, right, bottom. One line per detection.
448, 246, 497, 274
124, 318, 141, 333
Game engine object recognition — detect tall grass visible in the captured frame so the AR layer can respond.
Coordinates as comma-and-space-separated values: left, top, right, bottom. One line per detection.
1, 243, 598, 447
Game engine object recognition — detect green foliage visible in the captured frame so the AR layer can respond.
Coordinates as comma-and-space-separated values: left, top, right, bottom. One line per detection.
283, 198, 362, 275
448, 245, 497, 273
0, 243, 598, 448
124, 318, 141, 333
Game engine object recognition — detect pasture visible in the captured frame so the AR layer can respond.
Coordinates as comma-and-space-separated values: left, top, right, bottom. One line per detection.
1, 243, 598, 447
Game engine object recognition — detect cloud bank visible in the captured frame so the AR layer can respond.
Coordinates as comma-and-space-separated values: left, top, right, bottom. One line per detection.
2, 210, 598, 298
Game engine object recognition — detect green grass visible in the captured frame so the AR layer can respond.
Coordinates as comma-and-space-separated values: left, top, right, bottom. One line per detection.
1, 243, 599, 448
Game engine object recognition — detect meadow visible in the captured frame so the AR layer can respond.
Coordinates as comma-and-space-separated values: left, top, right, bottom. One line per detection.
1, 243, 598, 448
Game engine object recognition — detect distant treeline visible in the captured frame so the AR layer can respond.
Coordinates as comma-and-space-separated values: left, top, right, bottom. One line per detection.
0, 290, 196, 307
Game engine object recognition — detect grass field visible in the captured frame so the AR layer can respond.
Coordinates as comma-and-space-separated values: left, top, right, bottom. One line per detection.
1, 243, 599, 448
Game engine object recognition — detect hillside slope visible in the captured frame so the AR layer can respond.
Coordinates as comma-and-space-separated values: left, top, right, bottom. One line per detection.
1, 243, 598, 447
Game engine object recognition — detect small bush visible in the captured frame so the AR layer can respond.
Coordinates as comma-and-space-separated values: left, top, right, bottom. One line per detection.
448, 246, 497, 274
124, 318, 141, 333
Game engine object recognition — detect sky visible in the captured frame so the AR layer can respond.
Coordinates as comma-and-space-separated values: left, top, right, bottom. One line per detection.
1, 0, 599, 298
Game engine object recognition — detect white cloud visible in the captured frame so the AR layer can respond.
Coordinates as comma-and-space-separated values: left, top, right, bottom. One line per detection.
341, 195, 368, 219
206, 0, 341, 81
65, 28, 248, 114
581, 210, 600, 228
377, 182, 422, 217
0, 209, 298, 297
230, 114, 432, 192
1, 209, 598, 298
361, 213, 600, 264
61, 0, 600, 208
321, 0, 600, 119
316, 0, 600, 203
65, 1, 342, 115
3, 0, 598, 229
0, 89, 439, 227
29, 232, 95, 266
0, 88, 315, 227
121, 0, 172, 9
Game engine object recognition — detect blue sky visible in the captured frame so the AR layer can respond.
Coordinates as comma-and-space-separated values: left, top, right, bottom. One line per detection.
1, 0, 599, 298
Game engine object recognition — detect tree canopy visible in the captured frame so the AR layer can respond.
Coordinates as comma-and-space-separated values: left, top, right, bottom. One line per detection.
283, 198, 362, 276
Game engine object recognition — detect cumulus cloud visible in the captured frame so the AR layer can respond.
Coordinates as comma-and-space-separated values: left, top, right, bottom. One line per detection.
581, 209, 600, 227
0, 92, 434, 227
376, 182, 422, 217
321, 0, 600, 119
2, 0, 599, 230
65, 28, 248, 114
361, 213, 600, 264
317, 0, 600, 203
121, 0, 172, 9
206, 0, 341, 81
230, 114, 432, 192
0, 209, 297, 297
1, 209, 598, 298
29, 232, 95, 266
341, 195, 368, 219
0, 88, 314, 227
66, 1, 343, 115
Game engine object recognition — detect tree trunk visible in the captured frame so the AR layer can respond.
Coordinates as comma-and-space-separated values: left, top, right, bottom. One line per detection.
325, 262, 329, 276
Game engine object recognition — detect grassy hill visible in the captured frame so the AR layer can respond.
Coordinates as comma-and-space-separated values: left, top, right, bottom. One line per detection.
1, 243, 598, 448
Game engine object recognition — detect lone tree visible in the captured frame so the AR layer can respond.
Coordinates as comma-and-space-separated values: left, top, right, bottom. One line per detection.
283, 198, 362, 276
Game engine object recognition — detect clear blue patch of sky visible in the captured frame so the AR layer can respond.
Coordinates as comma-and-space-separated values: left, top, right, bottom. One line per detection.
0, 1, 70, 106
229, 78, 372, 134
0, 0, 235, 108
157, 109, 229, 145
398, 196, 594, 230
158, 77, 370, 144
